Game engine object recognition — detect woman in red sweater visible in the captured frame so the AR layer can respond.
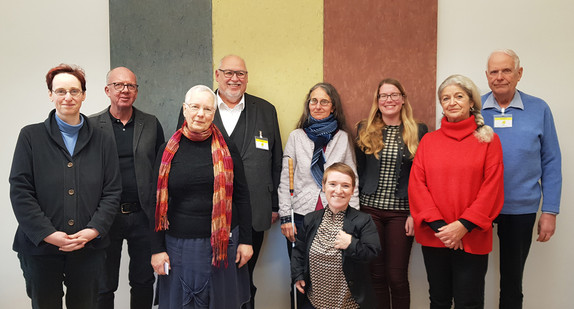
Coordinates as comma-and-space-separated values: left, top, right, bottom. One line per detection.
408, 74, 504, 309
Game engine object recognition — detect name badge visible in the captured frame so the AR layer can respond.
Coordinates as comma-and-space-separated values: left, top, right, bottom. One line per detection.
255, 136, 269, 150
493, 114, 512, 128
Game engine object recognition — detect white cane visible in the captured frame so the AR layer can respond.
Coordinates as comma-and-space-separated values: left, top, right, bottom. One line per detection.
288, 157, 297, 309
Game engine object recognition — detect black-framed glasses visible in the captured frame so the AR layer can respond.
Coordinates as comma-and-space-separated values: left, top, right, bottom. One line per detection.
52, 88, 83, 97
378, 93, 403, 101
218, 69, 248, 79
108, 82, 138, 92
309, 98, 332, 106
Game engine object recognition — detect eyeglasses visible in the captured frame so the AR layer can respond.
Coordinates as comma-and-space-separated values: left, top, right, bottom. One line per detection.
309, 98, 332, 106
378, 93, 403, 101
108, 82, 139, 92
184, 103, 215, 115
52, 88, 83, 97
218, 69, 248, 79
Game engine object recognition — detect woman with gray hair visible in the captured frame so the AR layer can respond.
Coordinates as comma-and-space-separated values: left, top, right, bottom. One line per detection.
408, 75, 504, 308
150, 85, 253, 308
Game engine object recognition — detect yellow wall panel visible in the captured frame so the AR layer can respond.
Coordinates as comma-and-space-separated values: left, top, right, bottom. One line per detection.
212, 1, 323, 145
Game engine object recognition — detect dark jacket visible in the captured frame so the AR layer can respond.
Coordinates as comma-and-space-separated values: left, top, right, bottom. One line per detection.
178, 92, 282, 231
356, 123, 428, 198
291, 207, 381, 308
10, 110, 122, 255
89, 107, 165, 222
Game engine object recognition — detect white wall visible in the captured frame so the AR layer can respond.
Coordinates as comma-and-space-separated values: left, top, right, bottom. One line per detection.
0, 1, 111, 307
433, 1, 574, 308
1, 1, 573, 308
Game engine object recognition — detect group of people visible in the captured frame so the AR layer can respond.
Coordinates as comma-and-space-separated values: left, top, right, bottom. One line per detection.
9, 49, 561, 309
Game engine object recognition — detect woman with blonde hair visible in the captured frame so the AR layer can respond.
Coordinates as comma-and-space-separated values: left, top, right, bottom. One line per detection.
356, 78, 427, 309
409, 74, 503, 308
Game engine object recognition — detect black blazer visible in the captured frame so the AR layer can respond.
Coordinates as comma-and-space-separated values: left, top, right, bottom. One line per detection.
356, 123, 428, 199
89, 107, 165, 222
177, 92, 282, 231
291, 207, 381, 309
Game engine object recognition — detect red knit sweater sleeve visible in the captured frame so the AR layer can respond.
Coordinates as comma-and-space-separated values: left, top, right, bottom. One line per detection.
408, 136, 444, 226
459, 134, 504, 230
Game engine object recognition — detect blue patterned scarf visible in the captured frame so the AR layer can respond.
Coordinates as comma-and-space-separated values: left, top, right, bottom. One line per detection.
303, 114, 338, 187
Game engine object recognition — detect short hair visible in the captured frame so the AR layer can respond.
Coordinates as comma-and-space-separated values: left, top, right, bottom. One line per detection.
322, 162, 356, 190
438, 74, 493, 143
296, 82, 347, 130
46, 64, 86, 91
487, 49, 521, 71
184, 85, 217, 109
218, 54, 247, 70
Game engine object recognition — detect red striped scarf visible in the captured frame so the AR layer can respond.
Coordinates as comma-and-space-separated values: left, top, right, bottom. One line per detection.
155, 121, 234, 267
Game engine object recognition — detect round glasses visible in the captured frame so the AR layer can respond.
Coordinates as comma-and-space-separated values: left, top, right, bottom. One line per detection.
184, 103, 215, 115
52, 88, 83, 97
309, 98, 332, 106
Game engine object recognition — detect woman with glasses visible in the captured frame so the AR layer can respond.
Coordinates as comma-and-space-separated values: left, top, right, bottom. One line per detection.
9, 64, 121, 308
150, 85, 253, 308
409, 75, 503, 308
355, 78, 427, 309
278, 82, 359, 307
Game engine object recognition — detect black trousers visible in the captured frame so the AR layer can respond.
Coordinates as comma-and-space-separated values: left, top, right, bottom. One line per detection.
421, 246, 488, 309
242, 228, 265, 309
97, 210, 155, 309
18, 249, 105, 309
286, 213, 307, 309
495, 213, 537, 309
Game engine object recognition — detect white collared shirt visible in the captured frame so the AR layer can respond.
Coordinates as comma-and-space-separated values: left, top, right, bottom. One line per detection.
217, 92, 245, 134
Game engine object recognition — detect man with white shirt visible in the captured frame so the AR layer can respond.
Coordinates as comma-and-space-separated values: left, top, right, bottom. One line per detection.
177, 55, 282, 309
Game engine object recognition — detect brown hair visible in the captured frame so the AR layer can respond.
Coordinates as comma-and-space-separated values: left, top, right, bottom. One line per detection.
322, 162, 356, 190
295, 82, 347, 130
46, 64, 86, 91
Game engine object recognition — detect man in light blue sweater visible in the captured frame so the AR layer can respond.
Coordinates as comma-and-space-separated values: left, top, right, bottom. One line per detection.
482, 49, 562, 309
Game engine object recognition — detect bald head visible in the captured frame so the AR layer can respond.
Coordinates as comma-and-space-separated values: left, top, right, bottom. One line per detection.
215, 55, 249, 106
105, 67, 139, 111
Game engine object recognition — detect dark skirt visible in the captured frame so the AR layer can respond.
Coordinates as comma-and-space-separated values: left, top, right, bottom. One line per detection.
158, 227, 250, 309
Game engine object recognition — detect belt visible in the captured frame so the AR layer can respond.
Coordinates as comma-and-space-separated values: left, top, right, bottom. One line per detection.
120, 202, 141, 214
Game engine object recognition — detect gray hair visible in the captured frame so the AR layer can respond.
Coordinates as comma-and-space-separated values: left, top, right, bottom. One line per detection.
487, 49, 521, 71
438, 74, 493, 143
184, 85, 217, 109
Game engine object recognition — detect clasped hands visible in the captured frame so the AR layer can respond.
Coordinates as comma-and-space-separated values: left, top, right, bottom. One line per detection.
43, 228, 99, 252
435, 220, 467, 250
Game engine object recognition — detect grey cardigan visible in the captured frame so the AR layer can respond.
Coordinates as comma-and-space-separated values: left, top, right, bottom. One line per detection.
278, 129, 359, 218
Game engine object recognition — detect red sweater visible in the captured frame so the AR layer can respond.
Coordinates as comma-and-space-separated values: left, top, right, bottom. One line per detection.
408, 116, 504, 255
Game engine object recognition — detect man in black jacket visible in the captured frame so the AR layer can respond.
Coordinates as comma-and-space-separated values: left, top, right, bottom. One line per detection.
90, 67, 165, 309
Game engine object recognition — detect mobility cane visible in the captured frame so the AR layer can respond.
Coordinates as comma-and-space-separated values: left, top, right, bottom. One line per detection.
288, 157, 297, 309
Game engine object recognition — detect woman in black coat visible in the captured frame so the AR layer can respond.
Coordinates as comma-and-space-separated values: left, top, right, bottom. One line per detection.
291, 163, 380, 309
9, 64, 121, 309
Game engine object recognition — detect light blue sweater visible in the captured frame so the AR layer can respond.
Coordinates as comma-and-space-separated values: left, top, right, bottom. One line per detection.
482, 90, 562, 214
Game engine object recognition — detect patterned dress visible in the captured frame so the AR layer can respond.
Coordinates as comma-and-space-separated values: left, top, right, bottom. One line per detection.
308, 207, 359, 309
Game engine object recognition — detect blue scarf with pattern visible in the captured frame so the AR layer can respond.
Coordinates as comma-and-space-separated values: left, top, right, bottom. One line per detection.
303, 114, 338, 188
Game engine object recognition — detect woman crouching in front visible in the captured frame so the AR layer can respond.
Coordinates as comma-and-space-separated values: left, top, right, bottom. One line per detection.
291, 163, 381, 309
